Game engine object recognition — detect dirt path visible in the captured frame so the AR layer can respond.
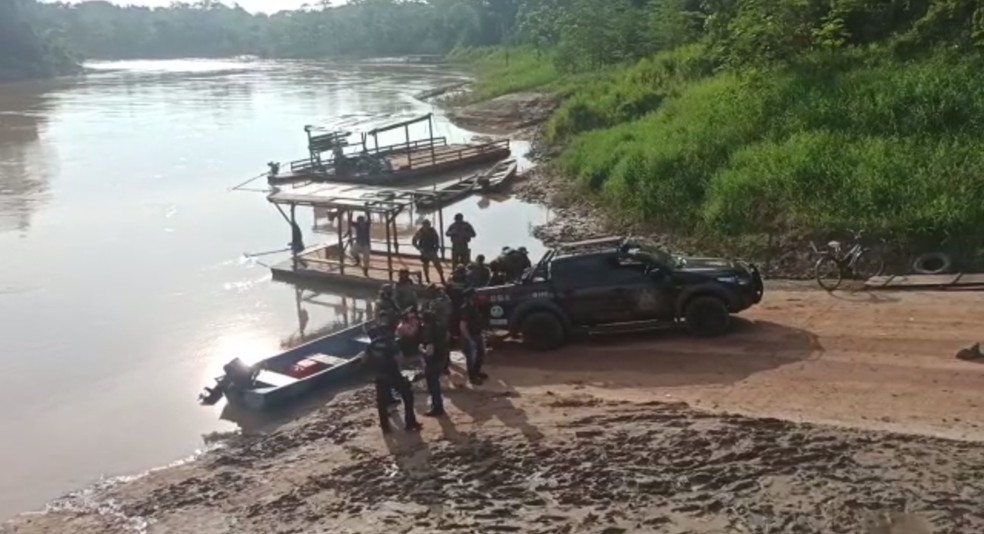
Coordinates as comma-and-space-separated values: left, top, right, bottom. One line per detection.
495, 288, 984, 441
5, 288, 984, 533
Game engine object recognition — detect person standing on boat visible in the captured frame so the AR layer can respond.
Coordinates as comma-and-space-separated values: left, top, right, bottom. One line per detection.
412, 219, 445, 284
366, 320, 421, 433
459, 289, 488, 385
419, 310, 447, 417
351, 214, 372, 276
446, 213, 477, 268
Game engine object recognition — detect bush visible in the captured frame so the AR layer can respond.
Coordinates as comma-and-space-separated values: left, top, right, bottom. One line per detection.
448, 46, 564, 101
559, 50, 984, 242
547, 44, 717, 142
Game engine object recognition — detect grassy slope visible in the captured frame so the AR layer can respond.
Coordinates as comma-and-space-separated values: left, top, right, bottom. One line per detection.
455, 46, 984, 260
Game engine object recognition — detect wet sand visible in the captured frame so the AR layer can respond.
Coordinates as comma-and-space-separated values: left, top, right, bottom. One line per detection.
6, 288, 984, 533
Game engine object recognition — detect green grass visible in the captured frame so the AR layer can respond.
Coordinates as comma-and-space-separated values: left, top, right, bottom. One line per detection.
448, 47, 567, 101
557, 49, 984, 247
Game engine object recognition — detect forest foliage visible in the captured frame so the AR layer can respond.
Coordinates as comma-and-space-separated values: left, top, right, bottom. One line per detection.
7, 0, 984, 250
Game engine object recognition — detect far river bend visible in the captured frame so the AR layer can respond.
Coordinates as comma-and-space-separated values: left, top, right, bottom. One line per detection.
0, 59, 551, 519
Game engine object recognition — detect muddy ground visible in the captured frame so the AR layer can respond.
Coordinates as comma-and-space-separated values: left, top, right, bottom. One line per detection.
6, 288, 984, 534
446, 91, 559, 137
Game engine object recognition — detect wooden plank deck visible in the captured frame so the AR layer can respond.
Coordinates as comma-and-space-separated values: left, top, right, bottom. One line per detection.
270, 245, 450, 288
865, 273, 984, 290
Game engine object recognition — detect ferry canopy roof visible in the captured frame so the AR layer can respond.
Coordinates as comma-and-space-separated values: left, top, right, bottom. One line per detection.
267, 182, 421, 214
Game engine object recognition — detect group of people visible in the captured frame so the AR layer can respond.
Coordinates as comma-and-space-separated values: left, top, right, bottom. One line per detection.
349, 211, 534, 286
364, 276, 488, 433
411, 213, 533, 286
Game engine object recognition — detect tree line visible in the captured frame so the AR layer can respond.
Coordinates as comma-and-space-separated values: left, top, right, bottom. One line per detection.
7, 0, 980, 71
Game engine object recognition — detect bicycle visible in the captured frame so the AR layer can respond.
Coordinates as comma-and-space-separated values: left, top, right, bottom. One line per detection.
810, 230, 885, 291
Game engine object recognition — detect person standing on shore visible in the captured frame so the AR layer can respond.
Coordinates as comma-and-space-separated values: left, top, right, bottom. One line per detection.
412, 219, 445, 284
446, 213, 477, 268
425, 284, 453, 374
419, 310, 447, 417
366, 318, 421, 433
394, 268, 418, 311
459, 290, 488, 385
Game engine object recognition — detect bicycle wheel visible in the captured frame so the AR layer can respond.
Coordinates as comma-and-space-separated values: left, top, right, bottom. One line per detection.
815, 256, 843, 291
852, 249, 885, 280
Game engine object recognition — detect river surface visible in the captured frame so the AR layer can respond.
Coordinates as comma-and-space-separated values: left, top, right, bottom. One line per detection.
0, 58, 551, 519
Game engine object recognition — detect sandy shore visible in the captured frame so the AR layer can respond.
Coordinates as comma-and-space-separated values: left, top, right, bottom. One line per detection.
5, 288, 984, 533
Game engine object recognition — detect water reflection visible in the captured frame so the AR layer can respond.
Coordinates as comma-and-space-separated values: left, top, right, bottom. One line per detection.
281, 284, 375, 349
0, 85, 55, 233
0, 58, 546, 519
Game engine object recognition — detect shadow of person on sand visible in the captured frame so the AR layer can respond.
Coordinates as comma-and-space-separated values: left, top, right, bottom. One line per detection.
443, 376, 546, 443
485, 318, 823, 390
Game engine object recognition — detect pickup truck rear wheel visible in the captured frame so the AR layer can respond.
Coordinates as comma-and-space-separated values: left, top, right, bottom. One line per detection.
520, 312, 566, 351
684, 296, 731, 337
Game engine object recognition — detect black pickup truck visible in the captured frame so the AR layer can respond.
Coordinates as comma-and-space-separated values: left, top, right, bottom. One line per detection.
473, 236, 764, 350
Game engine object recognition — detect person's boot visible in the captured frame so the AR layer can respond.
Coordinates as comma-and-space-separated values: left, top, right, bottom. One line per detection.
424, 407, 445, 417
405, 419, 422, 431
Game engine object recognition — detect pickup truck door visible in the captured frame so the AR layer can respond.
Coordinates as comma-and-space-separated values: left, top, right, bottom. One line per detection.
550, 255, 621, 325
552, 255, 664, 325
606, 257, 673, 321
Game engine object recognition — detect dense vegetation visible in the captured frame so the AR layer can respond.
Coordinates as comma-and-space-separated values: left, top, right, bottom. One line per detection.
30, 0, 521, 59
456, 0, 984, 257
7, 0, 984, 256
0, 0, 77, 81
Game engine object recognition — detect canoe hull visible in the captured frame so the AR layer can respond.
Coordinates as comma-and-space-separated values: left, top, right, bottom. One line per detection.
201, 322, 372, 411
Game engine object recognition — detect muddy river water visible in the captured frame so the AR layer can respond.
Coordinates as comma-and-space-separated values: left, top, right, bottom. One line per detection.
0, 59, 550, 519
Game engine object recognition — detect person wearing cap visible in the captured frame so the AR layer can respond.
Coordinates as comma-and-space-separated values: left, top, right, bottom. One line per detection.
419, 309, 447, 416
394, 268, 418, 311
412, 219, 445, 284
365, 320, 421, 433
446, 213, 477, 268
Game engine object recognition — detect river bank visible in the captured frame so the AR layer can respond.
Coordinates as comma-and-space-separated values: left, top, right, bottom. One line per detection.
5, 65, 984, 533
7, 287, 984, 533
438, 88, 819, 279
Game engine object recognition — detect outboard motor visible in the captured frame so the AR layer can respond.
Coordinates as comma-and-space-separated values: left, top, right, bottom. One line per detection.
198, 358, 258, 406
223, 358, 258, 389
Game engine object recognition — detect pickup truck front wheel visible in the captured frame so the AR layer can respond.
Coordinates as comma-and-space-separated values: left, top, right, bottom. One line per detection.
684, 296, 732, 337
520, 312, 567, 351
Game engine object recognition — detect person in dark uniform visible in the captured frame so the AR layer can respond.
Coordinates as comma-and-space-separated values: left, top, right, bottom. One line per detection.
365, 320, 421, 433
425, 284, 452, 374
446, 213, 477, 268
419, 310, 447, 416
374, 284, 400, 328
445, 266, 469, 346
412, 219, 445, 284
394, 268, 418, 311
459, 291, 488, 385
466, 254, 492, 288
